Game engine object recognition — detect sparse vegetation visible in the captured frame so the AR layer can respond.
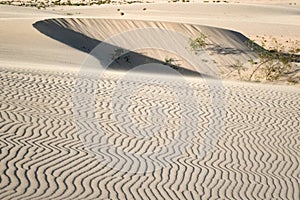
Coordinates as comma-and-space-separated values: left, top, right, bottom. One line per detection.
287, 76, 299, 84
124, 55, 131, 63
111, 48, 125, 62
224, 37, 299, 82
0, 0, 120, 8
188, 32, 208, 53
189, 32, 299, 83
164, 57, 179, 70
164, 57, 175, 65
110, 48, 133, 64
245, 38, 298, 81
229, 60, 246, 80
53, 0, 61, 6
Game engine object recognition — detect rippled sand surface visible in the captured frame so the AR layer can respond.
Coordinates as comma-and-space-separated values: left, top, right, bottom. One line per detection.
0, 2, 300, 199
0, 68, 299, 199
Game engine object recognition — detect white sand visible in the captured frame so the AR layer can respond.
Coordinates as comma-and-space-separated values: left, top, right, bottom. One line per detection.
0, 2, 299, 199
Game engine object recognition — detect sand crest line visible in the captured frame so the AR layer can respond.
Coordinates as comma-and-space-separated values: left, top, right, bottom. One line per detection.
0, 3, 300, 198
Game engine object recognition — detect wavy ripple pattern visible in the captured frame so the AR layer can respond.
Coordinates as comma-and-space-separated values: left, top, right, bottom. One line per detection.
0, 67, 299, 199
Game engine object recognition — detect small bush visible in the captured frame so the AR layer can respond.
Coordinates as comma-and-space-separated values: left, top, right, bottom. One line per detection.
246, 38, 297, 81
287, 77, 299, 84
164, 57, 179, 70
53, 0, 61, 5
164, 57, 175, 65
111, 48, 124, 61
188, 32, 208, 53
230, 60, 246, 80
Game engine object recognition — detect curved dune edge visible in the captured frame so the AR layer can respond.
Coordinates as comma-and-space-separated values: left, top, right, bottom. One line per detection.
0, 4, 299, 199
33, 18, 256, 77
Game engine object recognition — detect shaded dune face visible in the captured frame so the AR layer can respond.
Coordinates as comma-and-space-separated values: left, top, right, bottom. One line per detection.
33, 18, 257, 77
0, 17, 299, 200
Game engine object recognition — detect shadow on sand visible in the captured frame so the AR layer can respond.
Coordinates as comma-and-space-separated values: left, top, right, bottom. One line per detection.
33, 18, 213, 78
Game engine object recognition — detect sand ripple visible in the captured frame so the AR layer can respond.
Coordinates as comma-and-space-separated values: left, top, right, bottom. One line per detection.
0, 67, 299, 199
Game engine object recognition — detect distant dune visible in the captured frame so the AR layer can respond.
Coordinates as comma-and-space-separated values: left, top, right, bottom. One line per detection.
0, 2, 300, 200
33, 18, 257, 76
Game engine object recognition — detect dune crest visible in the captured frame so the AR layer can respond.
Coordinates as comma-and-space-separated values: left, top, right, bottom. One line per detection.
33, 18, 256, 76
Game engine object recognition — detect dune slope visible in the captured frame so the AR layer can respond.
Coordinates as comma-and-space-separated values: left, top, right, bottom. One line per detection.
33, 18, 258, 76
0, 4, 300, 200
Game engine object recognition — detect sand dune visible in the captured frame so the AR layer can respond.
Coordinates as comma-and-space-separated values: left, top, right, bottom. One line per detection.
0, 2, 300, 200
33, 18, 258, 76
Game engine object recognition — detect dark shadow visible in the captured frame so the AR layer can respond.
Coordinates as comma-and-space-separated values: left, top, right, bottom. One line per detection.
281, 52, 300, 63
205, 45, 246, 55
189, 29, 262, 56
33, 18, 99, 53
228, 30, 300, 62
33, 18, 213, 78
285, 68, 300, 75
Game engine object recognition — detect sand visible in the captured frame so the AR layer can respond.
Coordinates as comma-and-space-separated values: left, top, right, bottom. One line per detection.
0, 2, 300, 199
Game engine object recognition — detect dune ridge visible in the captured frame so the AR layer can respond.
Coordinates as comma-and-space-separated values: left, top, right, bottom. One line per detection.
0, 3, 300, 199
33, 18, 257, 76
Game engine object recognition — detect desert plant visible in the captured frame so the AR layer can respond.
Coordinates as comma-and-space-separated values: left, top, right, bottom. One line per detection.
287, 76, 299, 84
164, 57, 175, 65
164, 57, 179, 70
188, 32, 208, 53
111, 48, 124, 61
124, 55, 131, 63
53, 0, 61, 5
229, 60, 246, 80
246, 38, 296, 81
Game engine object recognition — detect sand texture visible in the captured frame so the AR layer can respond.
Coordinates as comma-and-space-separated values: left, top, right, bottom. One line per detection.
0, 67, 299, 199
0, 2, 300, 199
